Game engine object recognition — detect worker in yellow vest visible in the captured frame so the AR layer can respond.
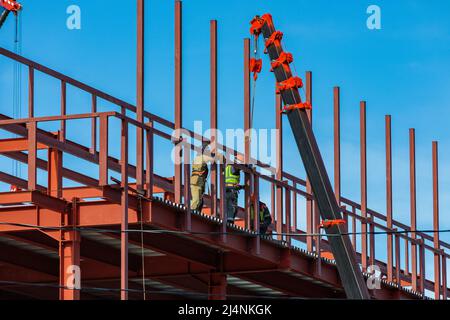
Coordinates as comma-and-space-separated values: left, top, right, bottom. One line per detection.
250, 201, 272, 235
225, 155, 245, 224
190, 142, 223, 212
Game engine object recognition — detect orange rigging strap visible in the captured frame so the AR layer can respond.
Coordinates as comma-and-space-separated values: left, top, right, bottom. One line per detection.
320, 219, 346, 229
276, 76, 304, 94
280, 102, 312, 114
265, 31, 283, 52
270, 51, 293, 72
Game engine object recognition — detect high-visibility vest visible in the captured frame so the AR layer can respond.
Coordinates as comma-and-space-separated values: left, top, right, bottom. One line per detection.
250, 203, 270, 222
225, 165, 240, 186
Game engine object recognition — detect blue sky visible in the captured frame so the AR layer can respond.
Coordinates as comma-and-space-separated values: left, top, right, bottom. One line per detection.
1, 0, 450, 286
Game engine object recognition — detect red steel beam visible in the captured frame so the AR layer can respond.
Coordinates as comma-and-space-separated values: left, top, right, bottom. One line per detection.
27, 122, 37, 191
48, 147, 62, 198
136, 0, 145, 192
61, 81, 67, 141
360, 101, 368, 271
99, 114, 109, 186
90, 95, 97, 153
0, 137, 47, 152
409, 128, 418, 291
210, 20, 218, 217
306, 72, 314, 252
120, 120, 129, 300
59, 199, 81, 300
28, 67, 34, 117
174, 0, 183, 204
334, 87, 341, 204
432, 141, 441, 299
244, 38, 251, 228
386, 115, 393, 281
0, 197, 430, 299
275, 92, 283, 241
146, 125, 154, 198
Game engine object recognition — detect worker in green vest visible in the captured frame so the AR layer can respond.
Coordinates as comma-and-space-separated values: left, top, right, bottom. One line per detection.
190, 142, 223, 212
225, 155, 245, 224
250, 201, 272, 235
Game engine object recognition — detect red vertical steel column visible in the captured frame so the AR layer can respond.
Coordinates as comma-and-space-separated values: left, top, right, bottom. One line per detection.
48, 146, 62, 198
219, 162, 227, 243
146, 123, 154, 198
253, 173, 261, 254
210, 20, 218, 217
394, 230, 401, 283
442, 256, 448, 300
61, 81, 66, 141
386, 115, 394, 282
174, 0, 183, 203
432, 141, 441, 299
120, 120, 129, 300
244, 38, 252, 228
59, 198, 80, 300
275, 92, 283, 241
91, 95, 97, 154
271, 177, 275, 226
360, 101, 368, 271
405, 239, 409, 275
352, 206, 357, 249
27, 122, 37, 191
209, 273, 227, 300
136, 0, 145, 191
285, 186, 291, 245
409, 129, 418, 291
292, 183, 297, 232
28, 67, 34, 117
99, 115, 109, 186
305, 72, 314, 251
334, 87, 341, 204
419, 237, 426, 294
184, 143, 191, 231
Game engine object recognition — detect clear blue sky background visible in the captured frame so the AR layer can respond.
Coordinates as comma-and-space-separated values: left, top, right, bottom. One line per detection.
1, 0, 450, 286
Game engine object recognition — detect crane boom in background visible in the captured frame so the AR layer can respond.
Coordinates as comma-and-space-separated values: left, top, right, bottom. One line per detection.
249, 13, 371, 299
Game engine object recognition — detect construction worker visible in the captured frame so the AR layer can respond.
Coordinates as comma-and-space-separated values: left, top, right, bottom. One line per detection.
225, 155, 245, 224
190, 142, 223, 212
250, 201, 272, 235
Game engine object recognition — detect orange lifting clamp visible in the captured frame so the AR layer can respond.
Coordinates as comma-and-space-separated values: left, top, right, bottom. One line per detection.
250, 58, 263, 81
280, 102, 312, 114
271, 52, 293, 72
276, 76, 304, 94
320, 219, 346, 229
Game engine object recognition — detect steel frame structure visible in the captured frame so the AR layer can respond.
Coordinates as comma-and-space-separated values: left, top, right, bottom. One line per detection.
0, 0, 448, 300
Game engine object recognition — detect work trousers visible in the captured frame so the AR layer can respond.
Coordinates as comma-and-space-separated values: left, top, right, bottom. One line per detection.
190, 184, 205, 211
225, 187, 238, 224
